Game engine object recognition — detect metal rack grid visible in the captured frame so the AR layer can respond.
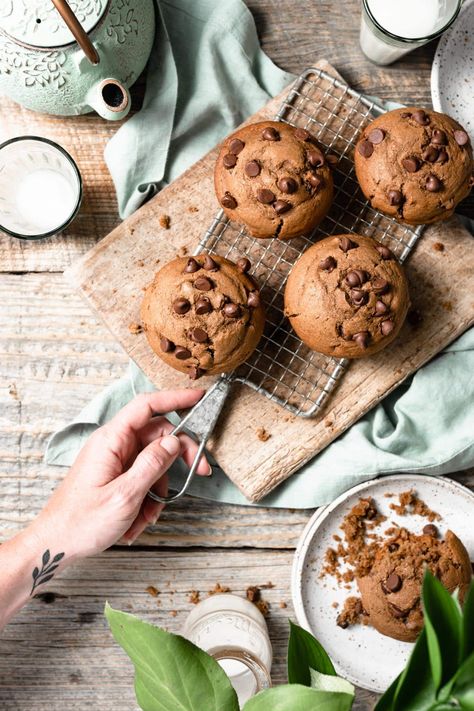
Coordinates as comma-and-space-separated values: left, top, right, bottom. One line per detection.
195, 68, 424, 418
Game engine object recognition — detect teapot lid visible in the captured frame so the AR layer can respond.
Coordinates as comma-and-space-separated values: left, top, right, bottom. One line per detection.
0, 0, 108, 48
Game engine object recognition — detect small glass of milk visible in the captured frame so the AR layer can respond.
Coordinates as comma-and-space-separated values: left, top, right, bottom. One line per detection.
182, 593, 272, 707
0, 136, 82, 240
360, 0, 462, 65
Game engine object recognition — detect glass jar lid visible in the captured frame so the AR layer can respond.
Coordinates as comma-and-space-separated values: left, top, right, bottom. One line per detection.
0, 0, 108, 48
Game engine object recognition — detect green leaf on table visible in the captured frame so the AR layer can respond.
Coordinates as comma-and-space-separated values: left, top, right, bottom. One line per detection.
287, 620, 335, 685
243, 684, 353, 711
423, 570, 463, 690
451, 651, 474, 710
309, 668, 355, 696
392, 628, 436, 711
105, 603, 239, 711
462, 581, 474, 661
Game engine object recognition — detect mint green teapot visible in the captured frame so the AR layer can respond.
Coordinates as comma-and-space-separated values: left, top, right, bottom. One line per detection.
0, 0, 155, 121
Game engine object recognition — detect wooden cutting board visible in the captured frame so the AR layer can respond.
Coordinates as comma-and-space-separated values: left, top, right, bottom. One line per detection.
68, 60, 474, 502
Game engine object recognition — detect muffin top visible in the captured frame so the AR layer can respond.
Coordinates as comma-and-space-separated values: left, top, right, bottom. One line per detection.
141, 254, 265, 379
357, 528, 471, 642
284, 234, 410, 358
214, 120, 334, 239
354, 107, 473, 225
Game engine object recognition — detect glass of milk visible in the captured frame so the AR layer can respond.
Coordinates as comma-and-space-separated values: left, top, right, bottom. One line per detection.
182, 594, 272, 708
0, 136, 82, 240
360, 0, 463, 65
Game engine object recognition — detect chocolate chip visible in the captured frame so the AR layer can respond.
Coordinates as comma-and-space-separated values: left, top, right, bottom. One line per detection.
189, 327, 208, 343
295, 127, 311, 141
422, 145, 439, 163
221, 192, 237, 209
423, 524, 438, 537
195, 297, 212, 315
431, 129, 447, 145
160, 337, 175, 352
353, 331, 370, 349
319, 256, 337, 272
388, 189, 403, 206
183, 257, 201, 273
337, 616, 349, 629
425, 174, 442, 192
308, 149, 325, 167
388, 603, 407, 619
368, 128, 385, 144
173, 297, 191, 314
247, 291, 260, 308
372, 277, 389, 294
375, 300, 389, 315
194, 276, 213, 291
274, 199, 292, 214
345, 269, 368, 287
203, 255, 219, 271
388, 543, 399, 552
366, 504, 377, 520
278, 176, 298, 194
245, 160, 261, 177
385, 573, 402, 593
413, 109, 429, 125
257, 188, 275, 204
262, 126, 279, 141
175, 346, 192, 360
188, 366, 204, 380
338, 236, 357, 252
381, 319, 395, 336
229, 138, 245, 155
223, 153, 237, 168
402, 156, 420, 173
437, 149, 448, 164
350, 288, 368, 306
306, 173, 322, 191
454, 129, 469, 146
236, 257, 251, 273
223, 302, 241, 318
376, 244, 393, 260
358, 140, 374, 158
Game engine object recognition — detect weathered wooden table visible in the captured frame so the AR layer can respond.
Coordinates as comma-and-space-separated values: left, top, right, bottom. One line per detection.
1, 2, 473, 708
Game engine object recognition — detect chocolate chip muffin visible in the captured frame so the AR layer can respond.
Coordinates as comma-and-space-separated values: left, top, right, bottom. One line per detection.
141, 254, 265, 379
284, 234, 409, 358
357, 526, 471, 642
354, 108, 474, 225
214, 120, 334, 239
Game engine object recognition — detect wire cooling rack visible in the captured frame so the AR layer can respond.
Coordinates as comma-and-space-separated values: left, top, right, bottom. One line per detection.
195, 68, 424, 418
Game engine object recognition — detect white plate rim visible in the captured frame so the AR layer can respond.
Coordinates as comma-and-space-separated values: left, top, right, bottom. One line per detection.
291, 473, 474, 692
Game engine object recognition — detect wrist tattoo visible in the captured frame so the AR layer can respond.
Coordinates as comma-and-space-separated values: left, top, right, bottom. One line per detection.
31, 549, 65, 596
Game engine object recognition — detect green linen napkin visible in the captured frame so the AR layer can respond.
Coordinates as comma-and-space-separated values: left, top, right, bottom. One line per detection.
105, 0, 294, 218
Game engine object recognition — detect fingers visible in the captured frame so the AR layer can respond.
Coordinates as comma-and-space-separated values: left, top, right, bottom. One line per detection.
121, 434, 181, 500
107, 389, 205, 438
178, 433, 211, 476
139, 418, 211, 476
124, 474, 168, 544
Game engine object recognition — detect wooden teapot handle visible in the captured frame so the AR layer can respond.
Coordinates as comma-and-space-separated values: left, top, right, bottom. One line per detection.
51, 0, 100, 65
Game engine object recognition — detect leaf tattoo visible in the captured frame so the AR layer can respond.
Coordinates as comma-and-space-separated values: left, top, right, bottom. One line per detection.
30, 550, 65, 595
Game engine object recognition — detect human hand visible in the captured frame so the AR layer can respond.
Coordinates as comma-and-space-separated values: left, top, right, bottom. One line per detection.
30, 389, 210, 561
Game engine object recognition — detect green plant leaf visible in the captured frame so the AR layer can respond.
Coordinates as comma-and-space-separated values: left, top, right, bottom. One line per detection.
309, 668, 355, 695
451, 651, 474, 710
392, 628, 436, 711
243, 685, 353, 711
287, 621, 336, 685
423, 571, 463, 689
374, 672, 402, 711
462, 581, 474, 661
105, 604, 239, 711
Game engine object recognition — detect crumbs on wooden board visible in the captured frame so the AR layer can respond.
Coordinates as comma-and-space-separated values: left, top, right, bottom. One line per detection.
159, 214, 171, 229
208, 582, 231, 596
177, 245, 188, 257
145, 586, 160, 598
256, 427, 271, 442
128, 322, 143, 335
433, 242, 445, 252
188, 590, 200, 605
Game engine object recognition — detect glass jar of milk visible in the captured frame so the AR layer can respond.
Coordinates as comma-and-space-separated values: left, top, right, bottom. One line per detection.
182, 593, 272, 708
360, 0, 462, 65
0, 136, 82, 240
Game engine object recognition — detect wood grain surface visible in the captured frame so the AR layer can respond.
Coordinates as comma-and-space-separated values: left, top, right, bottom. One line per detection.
1, 2, 473, 709
69, 62, 474, 502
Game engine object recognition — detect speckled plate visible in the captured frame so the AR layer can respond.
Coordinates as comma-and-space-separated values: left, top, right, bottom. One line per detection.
431, 0, 474, 143
291, 474, 474, 693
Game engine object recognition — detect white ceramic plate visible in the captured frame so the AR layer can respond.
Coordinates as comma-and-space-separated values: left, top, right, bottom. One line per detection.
431, 0, 474, 143
291, 474, 474, 693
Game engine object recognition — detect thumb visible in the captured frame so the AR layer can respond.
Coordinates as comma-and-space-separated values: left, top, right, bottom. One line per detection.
123, 435, 181, 498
